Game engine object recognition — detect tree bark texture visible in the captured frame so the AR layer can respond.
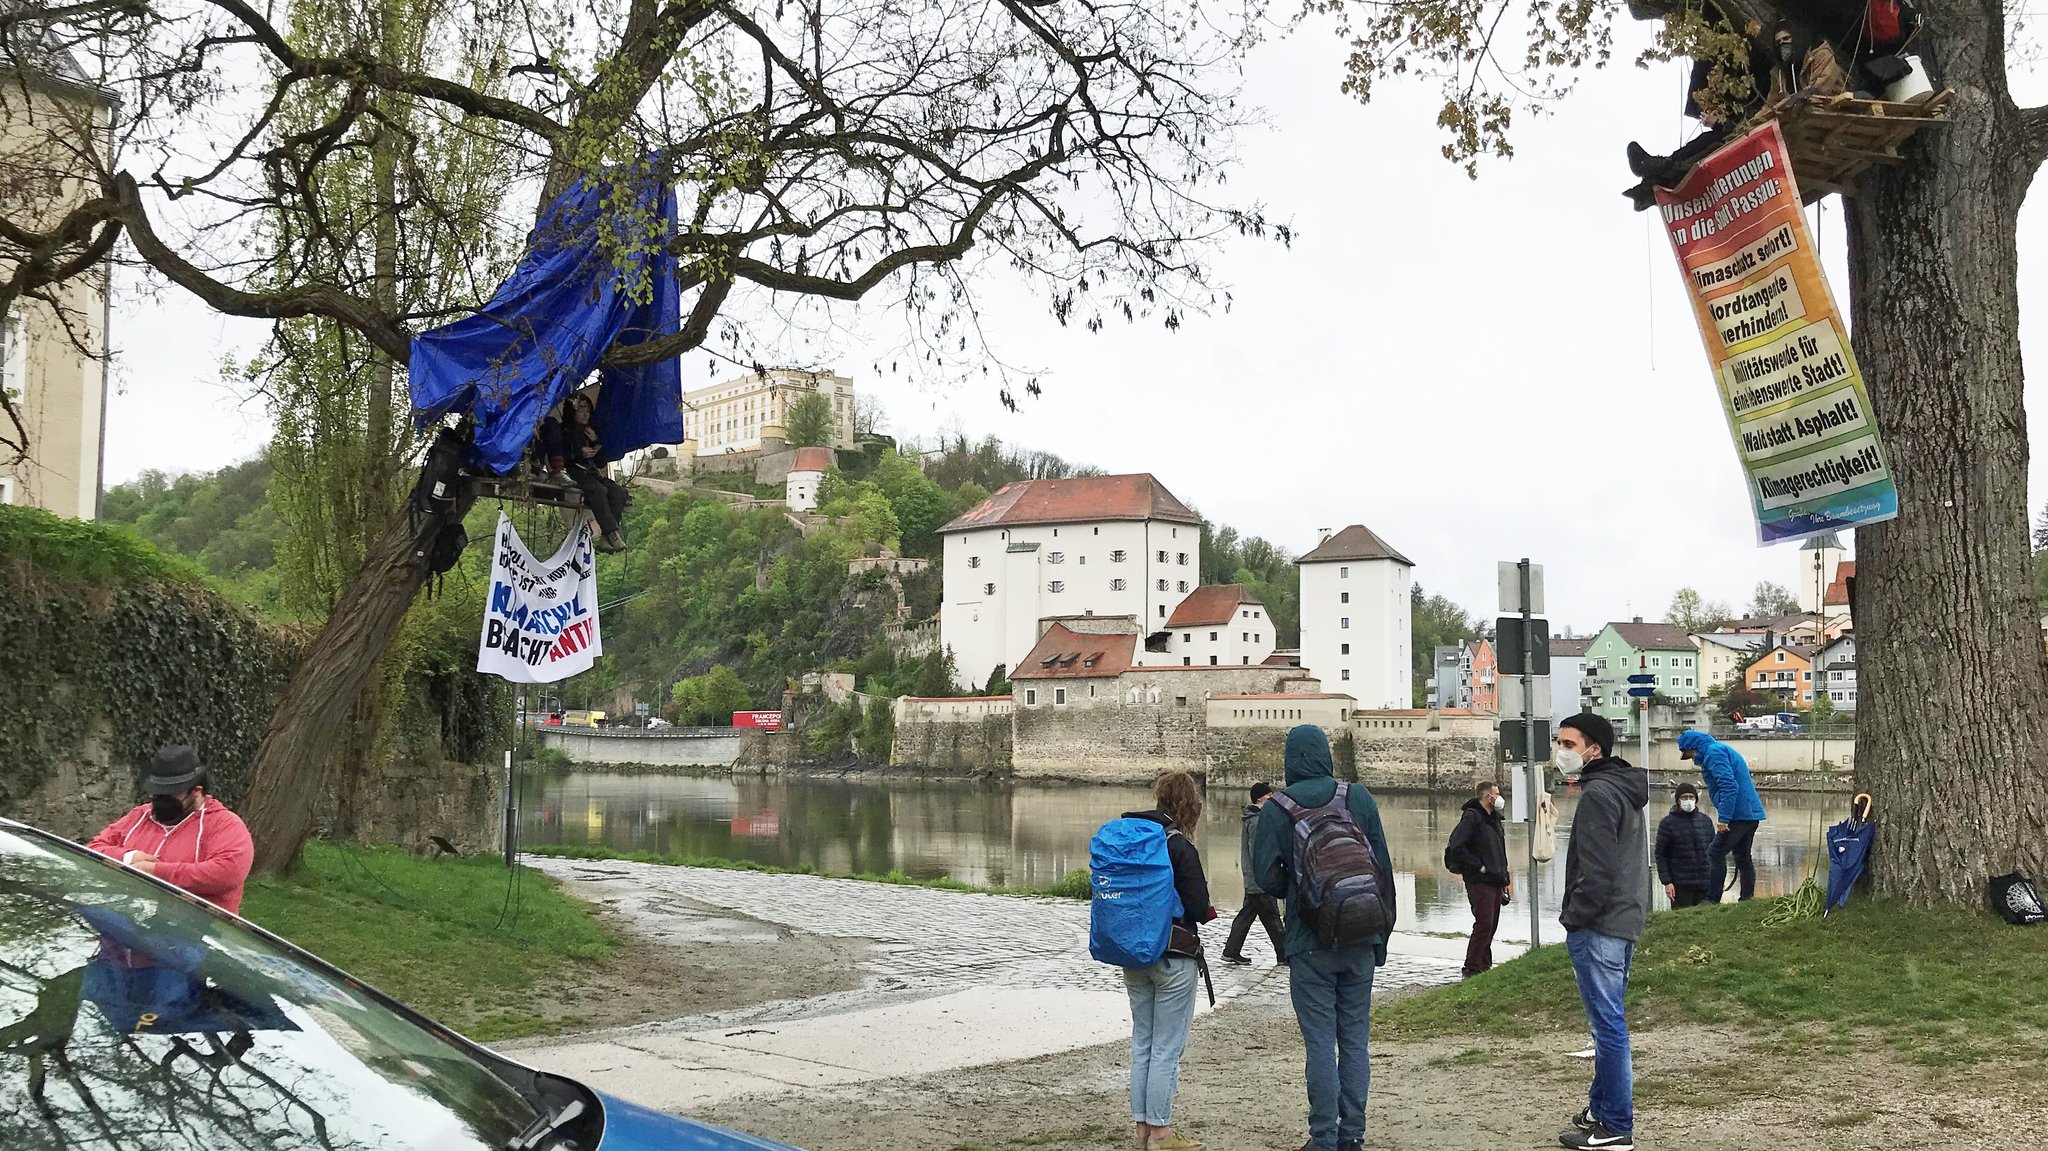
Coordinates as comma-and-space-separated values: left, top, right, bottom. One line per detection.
242, 501, 465, 875
1846, 6, 2048, 903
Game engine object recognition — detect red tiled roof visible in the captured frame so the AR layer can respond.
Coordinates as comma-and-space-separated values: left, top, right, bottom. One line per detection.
1551, 637, 1594, 657
1010, 624, 1139, 680
1296, 524, 1414, 567
1165, 584, 1263, 628
1824, 560, 1855, 606
1608, 622, 1696, 651
938, 474, 1201, 533
1262, 650, 1302, 666
790, 446, 832, 473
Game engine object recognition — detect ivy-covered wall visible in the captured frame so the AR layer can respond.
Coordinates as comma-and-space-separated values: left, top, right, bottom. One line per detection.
0, 507, 502, 849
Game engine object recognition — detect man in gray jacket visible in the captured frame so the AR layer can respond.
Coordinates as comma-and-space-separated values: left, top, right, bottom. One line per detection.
1553, 713, 1649, 1151
1220, 782, 1286, 964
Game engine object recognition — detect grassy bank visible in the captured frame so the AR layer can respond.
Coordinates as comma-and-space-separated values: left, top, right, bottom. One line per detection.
240, 841, 613, 1041
527, 842, 1091, 900
1376, 897, 2048, 1067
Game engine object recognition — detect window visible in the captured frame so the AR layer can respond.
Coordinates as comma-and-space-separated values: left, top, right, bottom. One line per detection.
1341, 669, 1351, 681
1255, 633, 1261, 644
1111, 550, 1127, 562
1178, 581, 1189, 593
1182, 633, 1192, 642
1157, 550, 1168, 562
1047, 551, 1064, 564
1159, 606, 1166, 618
1177, 553, 1188, 565
1183, 657, 1192, 666
1686, 677, 1695, 687
1802, 670, 1811, 681
982, 582, 995, 596
1055, 688, 1068, 705
1340, 566, 1349, 578
1243, 657, 1250, 665
1776, 652, 1787, 663
1341, 617, 1350, 629
1025, 689, 1037, 705
1650, 656, 1661, 668
1110, 578, 1127, 591
1047, 581, 1064, 593
1684, 656, 1694, 667
1209, 656, 1219, 666
967, 556, 981, 568
1078, 556, 1086, 565
1341, 643, 1350, 655
1210, 631, 1218, 641
1157, 579, 1169, 591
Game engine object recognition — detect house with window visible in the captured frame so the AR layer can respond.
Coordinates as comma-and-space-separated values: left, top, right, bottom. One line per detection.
1582, 620, 1702, 731
1693, 631, 1764, 693
938, 474, 1202, 690
1295, 524, 1414, 709
1817, 633, 1857, 711
1747, 641, 1817, 705
1550, 635, 1592, 721
1155, 584, 1275, 668
0, 23, 116, 518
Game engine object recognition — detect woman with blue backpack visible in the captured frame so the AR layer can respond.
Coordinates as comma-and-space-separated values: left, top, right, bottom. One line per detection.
1089, 770, 1216, 1151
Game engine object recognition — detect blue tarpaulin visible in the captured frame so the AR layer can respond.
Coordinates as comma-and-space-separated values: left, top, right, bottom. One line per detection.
409, 166, 683, 475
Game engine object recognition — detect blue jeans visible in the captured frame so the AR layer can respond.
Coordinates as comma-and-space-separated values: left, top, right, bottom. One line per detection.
1288, 947, 1375, 1150
1125, 956, 1199, 1125
1566, 929, 1634, 1135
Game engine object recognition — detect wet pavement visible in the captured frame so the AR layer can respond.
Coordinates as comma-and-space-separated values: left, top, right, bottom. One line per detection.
508, 856, 1475, 1114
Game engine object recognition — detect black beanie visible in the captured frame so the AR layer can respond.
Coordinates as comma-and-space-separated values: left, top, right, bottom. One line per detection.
1676, 781, 1699, 799
1559, 712, 1615, 758
1250, 781, 1274, 802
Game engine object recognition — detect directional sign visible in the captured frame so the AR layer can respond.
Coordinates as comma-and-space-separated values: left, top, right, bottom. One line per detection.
1498, 719, 1551, 764
1626, 673, 1657, 685
1627, 686, 1658, 698
1495, 617, 1551, 675
1498, 675, 1552, 721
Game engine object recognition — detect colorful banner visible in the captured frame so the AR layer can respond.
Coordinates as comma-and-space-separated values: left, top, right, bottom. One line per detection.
1657, 123, 1897, 544
477, 511, 602, 682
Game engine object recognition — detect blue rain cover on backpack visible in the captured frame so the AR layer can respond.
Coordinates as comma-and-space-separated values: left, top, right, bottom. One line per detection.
1088, 817, 1183, 968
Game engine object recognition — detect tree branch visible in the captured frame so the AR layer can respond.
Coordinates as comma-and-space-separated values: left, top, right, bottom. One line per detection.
2023, 103, 2048, 182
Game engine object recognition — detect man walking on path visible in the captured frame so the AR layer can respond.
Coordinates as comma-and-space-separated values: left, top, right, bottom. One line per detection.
1251, 726, 1395, 1151
1443, 779, 1511, 977
1655, 782, 1718, 908
1678, 729, 1767, 901
1554, 713, 1648, 1151
1221, 782, 1286, 965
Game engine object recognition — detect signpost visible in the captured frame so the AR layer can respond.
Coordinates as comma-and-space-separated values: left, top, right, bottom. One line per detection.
1631, 664, 1657, 905
1499, 559, 1547, 950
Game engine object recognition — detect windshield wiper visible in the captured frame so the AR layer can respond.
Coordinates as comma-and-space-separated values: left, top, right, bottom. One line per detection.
506, 1098, 587, 1151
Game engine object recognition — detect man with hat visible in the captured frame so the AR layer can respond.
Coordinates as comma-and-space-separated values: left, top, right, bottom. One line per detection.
86, 746, 256, 914
1219, 781, 1287, 965
1655, 781, 1718, 909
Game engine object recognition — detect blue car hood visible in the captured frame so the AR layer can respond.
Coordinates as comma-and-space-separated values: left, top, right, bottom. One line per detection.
595, 1092, 804, 1151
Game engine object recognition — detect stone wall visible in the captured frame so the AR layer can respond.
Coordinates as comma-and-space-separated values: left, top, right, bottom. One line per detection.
539, 726, 749, 767
1010, 666, 1320, 781
889, 698, 1013, 773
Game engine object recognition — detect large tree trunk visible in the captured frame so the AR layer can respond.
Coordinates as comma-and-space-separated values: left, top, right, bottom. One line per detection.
1846, 10, 2048, 902
241, 500, 466, 874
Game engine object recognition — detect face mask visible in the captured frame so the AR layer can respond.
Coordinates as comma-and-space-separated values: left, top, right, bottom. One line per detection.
151, 794, 189, 824
1554, 750, 1584, 774
1491, 794, 1506, 812
1680, 799, 1698, 813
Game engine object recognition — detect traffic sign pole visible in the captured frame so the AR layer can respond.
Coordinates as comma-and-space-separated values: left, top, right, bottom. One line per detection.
1520, 560, 1540, 952
1639, 658, 1655, 908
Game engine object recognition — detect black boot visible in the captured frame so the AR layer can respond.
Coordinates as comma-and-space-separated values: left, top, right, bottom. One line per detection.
1626, 141, 1659, 178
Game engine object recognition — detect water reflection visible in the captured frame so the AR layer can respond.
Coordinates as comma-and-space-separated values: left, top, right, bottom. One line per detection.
522, 773, 1849, 945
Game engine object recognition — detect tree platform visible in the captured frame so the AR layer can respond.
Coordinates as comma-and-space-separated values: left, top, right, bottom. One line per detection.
470, 474, 586, 510
1753, 88, 1954, 203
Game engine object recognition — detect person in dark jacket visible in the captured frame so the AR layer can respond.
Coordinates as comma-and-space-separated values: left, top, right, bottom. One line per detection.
562, 392, 630, 553
1221, 782, 1286, 965
1655, 782, 1718, 908
1251, 726, 1394, 1151
1554, 713, 1649, 1151
1445, 779, 1512, 977
1121, 770, 1215, 1151
1679, 728, 1767, 901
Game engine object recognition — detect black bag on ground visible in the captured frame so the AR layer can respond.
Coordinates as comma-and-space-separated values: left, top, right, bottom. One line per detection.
1987, 872, 2046, 925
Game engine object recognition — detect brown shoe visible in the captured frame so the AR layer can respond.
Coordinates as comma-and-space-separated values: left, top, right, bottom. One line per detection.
1149, 1133, 1202, 1151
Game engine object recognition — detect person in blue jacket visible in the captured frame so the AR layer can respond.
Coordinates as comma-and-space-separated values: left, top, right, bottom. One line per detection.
1678, 729, 1767, 901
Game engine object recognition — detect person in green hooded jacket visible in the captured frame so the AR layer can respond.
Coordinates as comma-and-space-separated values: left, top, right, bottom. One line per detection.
1250, 726, 1395, 1151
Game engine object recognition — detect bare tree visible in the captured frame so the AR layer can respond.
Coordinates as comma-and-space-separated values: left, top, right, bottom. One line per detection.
0, 0, 1276, 870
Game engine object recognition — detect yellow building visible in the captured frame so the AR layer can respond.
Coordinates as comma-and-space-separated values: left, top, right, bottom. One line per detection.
0, 33, 115, 519
682, 368, 855, 456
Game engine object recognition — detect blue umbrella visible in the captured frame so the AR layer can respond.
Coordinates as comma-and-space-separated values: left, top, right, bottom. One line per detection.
1824, 793, 1877, 914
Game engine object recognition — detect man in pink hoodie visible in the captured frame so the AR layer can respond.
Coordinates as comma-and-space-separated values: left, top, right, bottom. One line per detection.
86, 746, 256, 914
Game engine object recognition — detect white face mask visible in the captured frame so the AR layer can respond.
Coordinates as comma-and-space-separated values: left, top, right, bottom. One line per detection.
1491, 794, 1506, 812
1554, 750, 1584, 774
1680, 798, 1698, 813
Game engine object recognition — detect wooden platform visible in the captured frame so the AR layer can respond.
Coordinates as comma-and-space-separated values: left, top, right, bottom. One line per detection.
1753, 88, 1953, 201
470, 473, 586, 510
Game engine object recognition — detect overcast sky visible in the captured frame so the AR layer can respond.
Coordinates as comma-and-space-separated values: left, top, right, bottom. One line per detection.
101, 19, 2046, 636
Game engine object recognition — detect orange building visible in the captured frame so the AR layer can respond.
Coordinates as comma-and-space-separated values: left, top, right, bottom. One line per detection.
1747, 642, 1816, 704
1469, 638, 1498, 713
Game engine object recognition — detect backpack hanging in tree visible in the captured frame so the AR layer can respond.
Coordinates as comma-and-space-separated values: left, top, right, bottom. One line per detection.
1987, 872, 2046, 925
1088, 818, 1182, 968
1271, 782, 1394, 948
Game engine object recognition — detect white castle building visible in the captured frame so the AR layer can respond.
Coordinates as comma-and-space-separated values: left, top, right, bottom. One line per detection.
1295, 525, 1414, 709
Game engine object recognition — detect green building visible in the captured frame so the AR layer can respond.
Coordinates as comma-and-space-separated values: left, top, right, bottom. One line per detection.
1580, 620, 1701, 734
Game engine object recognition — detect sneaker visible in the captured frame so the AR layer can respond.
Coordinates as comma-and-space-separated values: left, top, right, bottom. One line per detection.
598, 531, 626, 553
1148, 1133, 1201, 1151
1558, 1119, 1633, 1150
1219, 952, 1251, 965
1340, 1143, 1363, 1151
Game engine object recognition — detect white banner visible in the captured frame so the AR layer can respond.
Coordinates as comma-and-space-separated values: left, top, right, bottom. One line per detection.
477, 511, 602, 683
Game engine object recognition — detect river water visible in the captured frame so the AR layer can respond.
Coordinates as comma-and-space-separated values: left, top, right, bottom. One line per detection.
521, 772, 1847, 945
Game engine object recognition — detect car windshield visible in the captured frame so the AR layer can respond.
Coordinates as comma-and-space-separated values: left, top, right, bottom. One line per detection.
0, 825, 540, 1150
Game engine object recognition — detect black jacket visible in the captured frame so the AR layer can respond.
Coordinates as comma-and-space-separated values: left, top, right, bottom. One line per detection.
1560, 756, 1651, 941
1124, 810, 1215, 933
1655, 805, 1718, 891
1237, 804, 1264, 895
1445, 798, 1511, 886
